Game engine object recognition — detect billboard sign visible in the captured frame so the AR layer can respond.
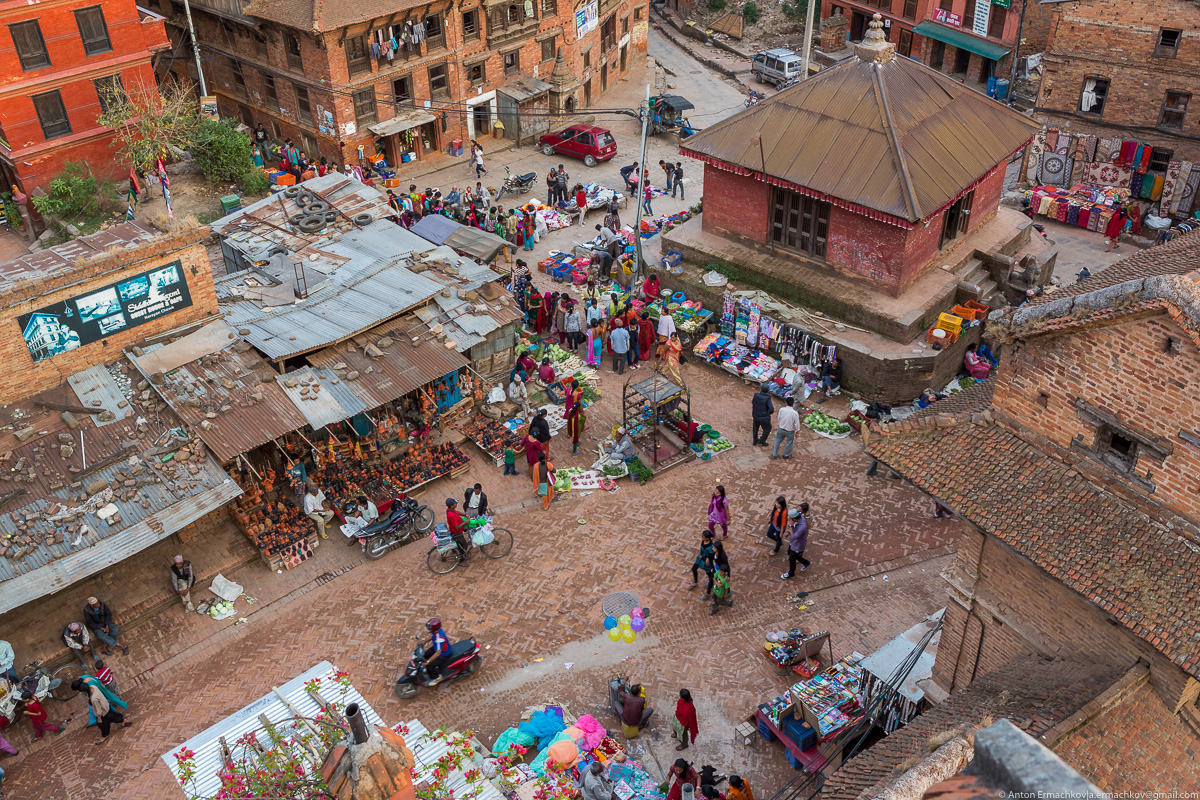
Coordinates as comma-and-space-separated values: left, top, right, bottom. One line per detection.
18, 260, 193, 363
576, 0, 598, 38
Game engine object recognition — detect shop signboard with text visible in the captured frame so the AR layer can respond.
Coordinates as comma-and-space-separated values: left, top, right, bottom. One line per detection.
932, 8, 962, 27
18, 260, 193, 363
576, 0, 598, 37
972, 0, 991, 38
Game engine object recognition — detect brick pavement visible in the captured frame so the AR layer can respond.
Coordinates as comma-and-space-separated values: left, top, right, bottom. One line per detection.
0, 371, 957, 798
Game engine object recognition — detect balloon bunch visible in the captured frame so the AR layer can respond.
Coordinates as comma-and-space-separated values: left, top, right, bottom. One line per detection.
604, 607, 646, 643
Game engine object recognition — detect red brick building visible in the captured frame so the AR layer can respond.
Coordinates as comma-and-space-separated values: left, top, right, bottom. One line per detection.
158, 0, 648, 169
821, 0, 1043, 90
1033, 0, 1200, 164
0, 0, 169, 194
866, 232, 1200, 792
681, 16, 1036, 297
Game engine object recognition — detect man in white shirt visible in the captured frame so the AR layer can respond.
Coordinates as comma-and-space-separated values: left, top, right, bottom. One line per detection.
772, 396, 802, 460
304, 484, 336, 539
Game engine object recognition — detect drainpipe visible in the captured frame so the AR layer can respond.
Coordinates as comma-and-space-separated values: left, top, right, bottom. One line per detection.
1006, 0, 1028, 106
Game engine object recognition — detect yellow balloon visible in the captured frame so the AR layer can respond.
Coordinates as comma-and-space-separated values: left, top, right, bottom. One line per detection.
608, 628, 622, 641
622, 628, 636, 643
619, 614, 632, 629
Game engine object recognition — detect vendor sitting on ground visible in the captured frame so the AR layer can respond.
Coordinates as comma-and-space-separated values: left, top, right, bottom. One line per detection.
516, 350, 537, 379
604, 427, 636, 461
642, 270, 661, 301
618, 683, 654, 738
537, 357, 563, 404
964, 343, 991, 381
303, 484, 335, 540
816, 358, 842, 403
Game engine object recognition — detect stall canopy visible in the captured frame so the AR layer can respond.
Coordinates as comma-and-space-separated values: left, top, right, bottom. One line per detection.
655, 95, 695, 112
368, 109, 436, 137
410, 216, 511, 262
911, 21, 1011, 61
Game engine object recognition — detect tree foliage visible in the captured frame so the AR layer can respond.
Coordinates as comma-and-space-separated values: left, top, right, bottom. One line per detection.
30, 162, 104, 219
190, 119, 259, 184
743, 1, 760, 23
99, 78, 201, 172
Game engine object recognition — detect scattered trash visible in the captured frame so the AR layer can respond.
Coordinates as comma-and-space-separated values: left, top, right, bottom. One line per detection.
534, 658, 544, 662
485, 644, 491, 650
564, 662, 574, 670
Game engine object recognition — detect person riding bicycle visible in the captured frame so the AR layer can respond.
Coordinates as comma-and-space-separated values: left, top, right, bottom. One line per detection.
423, 618, 453, 683
445, 498, 469, 551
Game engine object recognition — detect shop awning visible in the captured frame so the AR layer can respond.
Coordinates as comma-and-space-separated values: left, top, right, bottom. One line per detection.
368, 110, 436, 138
409, 214, 457, 246
912, 21, 1010, 61
410, 216, 510, 262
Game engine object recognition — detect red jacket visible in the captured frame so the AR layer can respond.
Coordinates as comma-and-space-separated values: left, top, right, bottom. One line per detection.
446, 508, 465, 536
675, 698, 699, 742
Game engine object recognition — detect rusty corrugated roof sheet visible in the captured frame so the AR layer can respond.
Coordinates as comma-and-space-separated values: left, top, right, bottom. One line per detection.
0, 370, 241, 610
130, 345, 308, 464
680, 54, 1039, 222
305, 316, 469, 409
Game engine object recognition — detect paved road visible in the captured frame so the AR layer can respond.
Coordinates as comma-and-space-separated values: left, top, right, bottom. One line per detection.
649, 26, 748, 128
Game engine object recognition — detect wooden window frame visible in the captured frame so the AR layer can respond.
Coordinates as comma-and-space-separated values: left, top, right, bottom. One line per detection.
426, 13, 446, 51
462, 9, 479, 41
902, 0, 917, 21
263, 73, 278, 106
393, 74, 413, 103
284, 31, 304, 71
294, 83, 313, 125
1079, 76, 1109, 115
231, 61, 248, 98
9, 20, 51, 71
770, 187, 829, 258
541, 35, 556, 62
352, 89, 377, 126
428, 63, 449, 98
898, 29, 912, 57
987, 6, 1006, 39
1148, 147, 1173, 173
503, 48, 520, 76
468, 62, 486, 87
1158, 90, 1190, 131
32, 90, 72, 140
542, 0, 557, 14
93, 74, 125, 115
346, 35, 371, 78
1155, 28, 1181, 59
75, 6, 113, 56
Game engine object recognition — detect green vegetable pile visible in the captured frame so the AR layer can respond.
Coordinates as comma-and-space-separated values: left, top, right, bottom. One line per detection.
601, 463, 627, 477
627, 458, 653, 484
804, 410, 852, 436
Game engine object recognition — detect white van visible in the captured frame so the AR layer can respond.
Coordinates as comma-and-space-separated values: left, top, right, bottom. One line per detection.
752, 48, 803, 90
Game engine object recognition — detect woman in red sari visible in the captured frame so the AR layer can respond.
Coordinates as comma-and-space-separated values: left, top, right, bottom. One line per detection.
534, 290, 550, 335
638, 311, 657, 364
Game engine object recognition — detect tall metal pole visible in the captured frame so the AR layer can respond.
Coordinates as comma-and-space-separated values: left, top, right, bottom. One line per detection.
631, 83, 651, 289
801, 0, 816, 80
1006, 0, 1028, 106
182, 0, 208, 96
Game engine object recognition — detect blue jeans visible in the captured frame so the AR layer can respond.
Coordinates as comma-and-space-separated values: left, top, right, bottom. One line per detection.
2, 667, 16, 683
822, 376, 838, 393
642, 197, 653, 215
672, 180, 684, 199
90, 624, 119, 649
772, 428, 795, 459
665, 174, 673, 191
503, 463, 518, 475
627, 347, 638, 367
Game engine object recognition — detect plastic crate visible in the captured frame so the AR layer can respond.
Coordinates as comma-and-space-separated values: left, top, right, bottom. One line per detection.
450, 146, 465, 157
964, 299, 989, 318
757, 719, 776, 742
784, 748, 803, 770
661, 251, 682, 271
926, 325, 959, 345
937, 312, 964, 334
273, 173, 296, 186
950, 304, 981, 322
219, 194, 242, 214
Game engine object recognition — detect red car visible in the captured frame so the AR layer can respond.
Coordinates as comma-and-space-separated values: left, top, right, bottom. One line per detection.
538, 125, 617, 167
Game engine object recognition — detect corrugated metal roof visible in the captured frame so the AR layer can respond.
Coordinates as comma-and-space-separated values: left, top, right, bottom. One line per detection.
406, 718, 505, 800
162, 661, 386, 799
0, 222, 159, 290
130, 344, 308, 464
0, 376, 242, 610
275, 366, 366, 430
66, 365, 133, 427
680, 51, 1039, 222
305, 316, 469, 410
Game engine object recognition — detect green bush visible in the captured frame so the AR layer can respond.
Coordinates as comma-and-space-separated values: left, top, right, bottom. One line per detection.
241, 169, 270, 196
188, 119, 258, 184
31, 162, 101, 219
742, 1, 760, 23
782, 0, 808, 18
708, 0, 725, 11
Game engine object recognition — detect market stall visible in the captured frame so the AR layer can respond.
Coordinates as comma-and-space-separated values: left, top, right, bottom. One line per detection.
621, 374, 695, 474
754, 654, 865, 773
1025, 184, 1137, 235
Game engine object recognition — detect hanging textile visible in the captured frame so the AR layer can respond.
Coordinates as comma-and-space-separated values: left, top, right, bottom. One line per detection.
1038, 153, 1071, 187
1179, 168, 1200, 216
1083, 162, 1133, 189
1025, 128, 1047, 184
1171, 162, 1193, 215
1160, 160, 1184, 213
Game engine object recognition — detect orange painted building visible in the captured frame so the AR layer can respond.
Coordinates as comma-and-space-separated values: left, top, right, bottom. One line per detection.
0, 0, 170, 194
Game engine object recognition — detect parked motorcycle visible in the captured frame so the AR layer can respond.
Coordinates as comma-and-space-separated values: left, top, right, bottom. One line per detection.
394, 635, 483, 698
744, 89, 763, 108
495, 165, 538, 200
353, 496, 434, 560
0, 661, 68, 723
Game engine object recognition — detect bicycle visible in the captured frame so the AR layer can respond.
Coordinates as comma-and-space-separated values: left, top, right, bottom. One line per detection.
426, 518, 513, 574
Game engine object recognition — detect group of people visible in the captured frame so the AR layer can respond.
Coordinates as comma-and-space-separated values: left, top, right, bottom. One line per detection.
253, 128, 372, 186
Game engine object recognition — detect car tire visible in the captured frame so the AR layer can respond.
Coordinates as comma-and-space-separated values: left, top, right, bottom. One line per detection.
584, 155, 597, 167
543, 144, 556, 156
776, 79, 785, 91
753, 71, 762, 84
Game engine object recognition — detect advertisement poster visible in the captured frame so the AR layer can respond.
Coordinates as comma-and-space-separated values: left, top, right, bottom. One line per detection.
933, 8, 961, 26
632, 21, 648, 47
576, 0, 598, 38
19, 260, 193, 363
199, 96, 218, 120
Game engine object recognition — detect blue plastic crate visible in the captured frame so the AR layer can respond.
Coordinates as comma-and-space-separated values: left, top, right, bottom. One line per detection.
757, 719, 776, 742
450, 146, 465, 157
784, 748, 803, 770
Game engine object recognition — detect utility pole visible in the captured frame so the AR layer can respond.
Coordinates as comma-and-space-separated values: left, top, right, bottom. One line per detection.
801, 0, 816, 80
1007, 0, 1029, 106
631, 83, 651, 288
181, 0, 208, 96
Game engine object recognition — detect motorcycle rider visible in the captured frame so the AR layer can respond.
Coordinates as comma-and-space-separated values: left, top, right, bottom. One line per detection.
423, 618, 453, 683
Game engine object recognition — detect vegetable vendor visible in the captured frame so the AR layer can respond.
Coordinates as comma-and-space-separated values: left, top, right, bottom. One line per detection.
603, 427, 635, 461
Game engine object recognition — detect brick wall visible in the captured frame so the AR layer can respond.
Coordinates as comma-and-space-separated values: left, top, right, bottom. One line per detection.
0, 0, 166, 193
0, 235, 218, 401
991, 314, 1200, 525
179, 0, 648, 165
933, 522, 1194, 709
700, 165, 769, 242
1035, 0, 1200, 163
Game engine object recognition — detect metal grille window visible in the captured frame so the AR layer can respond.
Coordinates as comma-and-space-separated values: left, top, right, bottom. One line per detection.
352, 89, 377, 126
294, 83, 313, 125
93, 74, 125, 115
9, 20, 50, 71
32, 90, 71, 140
264, 74, 278, 106
462, 9, 479, 41
346, 36, 370, 77
75, 7, 112, 56
1159, 91, 1190, 131
284, 32, 303, 70
429, 63, 449, 97
770, 188, 829, 258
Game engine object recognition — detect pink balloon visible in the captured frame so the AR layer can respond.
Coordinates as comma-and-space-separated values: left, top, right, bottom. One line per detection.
630, 617, 645, 632
631, 607, 644, 618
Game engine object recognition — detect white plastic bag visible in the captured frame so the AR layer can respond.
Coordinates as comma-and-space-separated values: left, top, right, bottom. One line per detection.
488, 386, 507, 404
209, 573, 244, 602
